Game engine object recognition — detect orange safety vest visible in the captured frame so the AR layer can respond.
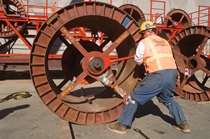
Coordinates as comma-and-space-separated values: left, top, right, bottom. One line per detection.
141, 35, 177, 73
51, 5, 56, 13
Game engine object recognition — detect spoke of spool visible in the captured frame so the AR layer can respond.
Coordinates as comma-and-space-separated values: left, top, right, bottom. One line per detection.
178, 15, 185, 23
201, 74, 210, 86
196, 36, 209, 57
103, 30, 130, 56
58, 71, 87, 100
60, 27, 88, 56
172, 48, 188, 61
57, 77, 70, 90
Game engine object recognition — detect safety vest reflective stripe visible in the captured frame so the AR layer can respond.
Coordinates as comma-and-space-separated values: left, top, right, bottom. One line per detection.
145, 38, 162, 70
145, 54, 174, 64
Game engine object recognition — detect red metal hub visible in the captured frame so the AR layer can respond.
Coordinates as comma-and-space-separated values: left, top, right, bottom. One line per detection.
87, 55, 105, 75
84, 52, 112, 75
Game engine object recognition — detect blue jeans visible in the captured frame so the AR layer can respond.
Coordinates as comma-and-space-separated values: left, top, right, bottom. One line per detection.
118, 69, 187, 127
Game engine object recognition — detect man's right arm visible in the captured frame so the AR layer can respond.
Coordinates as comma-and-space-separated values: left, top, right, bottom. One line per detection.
134, 42, 145, 66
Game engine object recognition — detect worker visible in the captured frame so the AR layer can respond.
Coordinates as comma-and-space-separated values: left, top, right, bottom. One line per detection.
107, 21, 190, 134
51, 2, 56, 13
154, 13, 164, 24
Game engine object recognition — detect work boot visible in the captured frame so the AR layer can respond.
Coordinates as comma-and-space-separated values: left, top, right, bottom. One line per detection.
107, 122, 127, 134
174, 121, 191, 133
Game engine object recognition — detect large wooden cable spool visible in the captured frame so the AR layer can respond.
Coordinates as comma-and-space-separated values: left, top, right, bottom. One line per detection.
163, 9, 192, 39
119, 4, 145, 26
0, 0, 27, 38
30, 2, 142, 125
170, 26, 210, 102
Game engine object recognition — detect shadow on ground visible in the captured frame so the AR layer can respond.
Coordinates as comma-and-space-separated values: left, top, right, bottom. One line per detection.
0, 104, 30, 120
134, 100, 175, 126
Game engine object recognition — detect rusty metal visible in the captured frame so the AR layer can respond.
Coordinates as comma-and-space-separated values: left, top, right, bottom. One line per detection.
0, 0, 53, 53
30, 1, 141, 125
170, 26, 210, 101
0, 0, 27, 38
119, 4, 145, 26
163, 9, 192, 39
0, 0, 59, 70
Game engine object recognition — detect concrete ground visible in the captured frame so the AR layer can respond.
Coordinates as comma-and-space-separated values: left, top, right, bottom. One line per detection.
0, 73, 210, 139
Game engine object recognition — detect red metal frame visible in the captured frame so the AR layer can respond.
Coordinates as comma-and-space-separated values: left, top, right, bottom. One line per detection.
189, 5, 210, 26
0, 0, 102, 58
0, 0, 50, 50
0, 0, 49, 30
0, 0, 209, 71
149, 0, 166, 22
0, 0, 61, 71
